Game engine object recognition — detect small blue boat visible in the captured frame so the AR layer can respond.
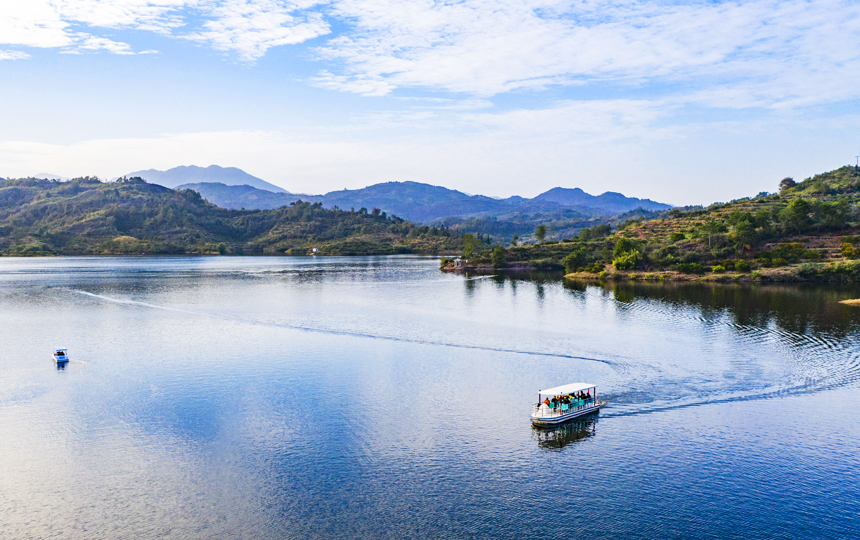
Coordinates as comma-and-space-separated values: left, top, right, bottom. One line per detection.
53, 348, 69, 363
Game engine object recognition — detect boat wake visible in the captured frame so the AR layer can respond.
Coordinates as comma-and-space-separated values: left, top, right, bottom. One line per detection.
596, 295, 860, 417
68, 289, 623, 369
68, 284, 860, 417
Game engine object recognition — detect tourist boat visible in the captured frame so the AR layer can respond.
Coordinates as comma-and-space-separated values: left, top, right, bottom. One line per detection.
531, 382, 602, 425
53, 348, 69, 364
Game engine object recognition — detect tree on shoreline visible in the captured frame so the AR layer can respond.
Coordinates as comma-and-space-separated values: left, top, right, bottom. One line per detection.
491, 246, 506, 268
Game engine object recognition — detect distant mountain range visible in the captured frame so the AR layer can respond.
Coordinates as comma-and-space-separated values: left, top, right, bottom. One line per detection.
533, 187, 669, 215
309, 181, 623, 221
125, 165, 288, 193
126, 165, 671, 233
178, 182, 305, 209
33, 173, 69, 181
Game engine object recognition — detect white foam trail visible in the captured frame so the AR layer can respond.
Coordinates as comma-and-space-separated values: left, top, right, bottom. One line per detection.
68, 288, 620, 368
73, 289, 199, 315
69, 287, 860, 418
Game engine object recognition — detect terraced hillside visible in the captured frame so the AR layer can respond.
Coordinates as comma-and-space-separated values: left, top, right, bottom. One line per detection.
446, 166, 860, 281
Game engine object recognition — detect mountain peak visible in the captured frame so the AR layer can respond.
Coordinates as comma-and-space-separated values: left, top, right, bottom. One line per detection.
33, 173, 69, 181
125, 165, 288, 193
535, 186, 671, 213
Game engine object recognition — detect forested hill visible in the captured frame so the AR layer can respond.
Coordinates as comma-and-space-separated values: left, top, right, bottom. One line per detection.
451, 166, 860, 282
0, 177, 464, 256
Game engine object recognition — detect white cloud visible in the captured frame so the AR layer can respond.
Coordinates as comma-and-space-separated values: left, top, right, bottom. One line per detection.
0, 2, 75, 49
0, 0, 327, 59
0, 50, 30, 60
185, 0, 330, 61
0, 0, 168, 54
317, 0, 860, 106
1, 0, 857, 109
464, 98, 685, 143
51, 0, 191, 33
311, 70, 394, 96
71, 34, 137, 54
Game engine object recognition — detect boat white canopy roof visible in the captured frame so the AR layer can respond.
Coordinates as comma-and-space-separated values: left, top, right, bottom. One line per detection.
539, 382, 595, 396
55, 347, 67, 352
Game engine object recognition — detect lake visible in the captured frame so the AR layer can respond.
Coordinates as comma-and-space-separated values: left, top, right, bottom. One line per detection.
1, 256, 859, 539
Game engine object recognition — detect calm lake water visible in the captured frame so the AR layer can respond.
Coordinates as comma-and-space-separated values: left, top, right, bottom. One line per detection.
1, 256, 860, 539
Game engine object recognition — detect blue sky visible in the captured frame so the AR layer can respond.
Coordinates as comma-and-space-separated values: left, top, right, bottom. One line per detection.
0, 0, 858, 204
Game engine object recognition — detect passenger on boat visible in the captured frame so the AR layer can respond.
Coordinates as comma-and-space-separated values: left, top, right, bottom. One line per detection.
543, 397, 550, 406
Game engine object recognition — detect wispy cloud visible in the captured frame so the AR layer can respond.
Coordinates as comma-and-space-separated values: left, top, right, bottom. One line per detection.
50, 0, 190, 33
317, 0, 860, 107
311, 70, 394, 96
0, 0, 174, 54
1, 0, 858, 110
0, 0, 328, 59
185, 0, 330, 61
0, 49, 30, 60
463, 98, 682, 142
69, 34, 137, 54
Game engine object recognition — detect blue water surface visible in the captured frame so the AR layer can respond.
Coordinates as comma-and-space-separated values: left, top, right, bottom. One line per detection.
1, 256, 859, 539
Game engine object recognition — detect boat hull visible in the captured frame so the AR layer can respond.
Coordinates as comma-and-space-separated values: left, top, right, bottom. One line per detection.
53, 357, 69, 363
531, 402, 602, 425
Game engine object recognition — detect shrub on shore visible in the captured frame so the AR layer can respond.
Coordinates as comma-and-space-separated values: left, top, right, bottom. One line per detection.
677, 262, 706, 274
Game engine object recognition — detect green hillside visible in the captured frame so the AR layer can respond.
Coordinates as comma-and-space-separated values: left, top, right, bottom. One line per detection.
0, 177, 463, 256
446, 166, 860, 282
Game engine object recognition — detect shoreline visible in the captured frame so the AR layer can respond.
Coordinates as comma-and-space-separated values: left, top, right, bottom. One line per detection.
564, 263, 860, 283
442, 260, 860, 283
1, 250, 462, 258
